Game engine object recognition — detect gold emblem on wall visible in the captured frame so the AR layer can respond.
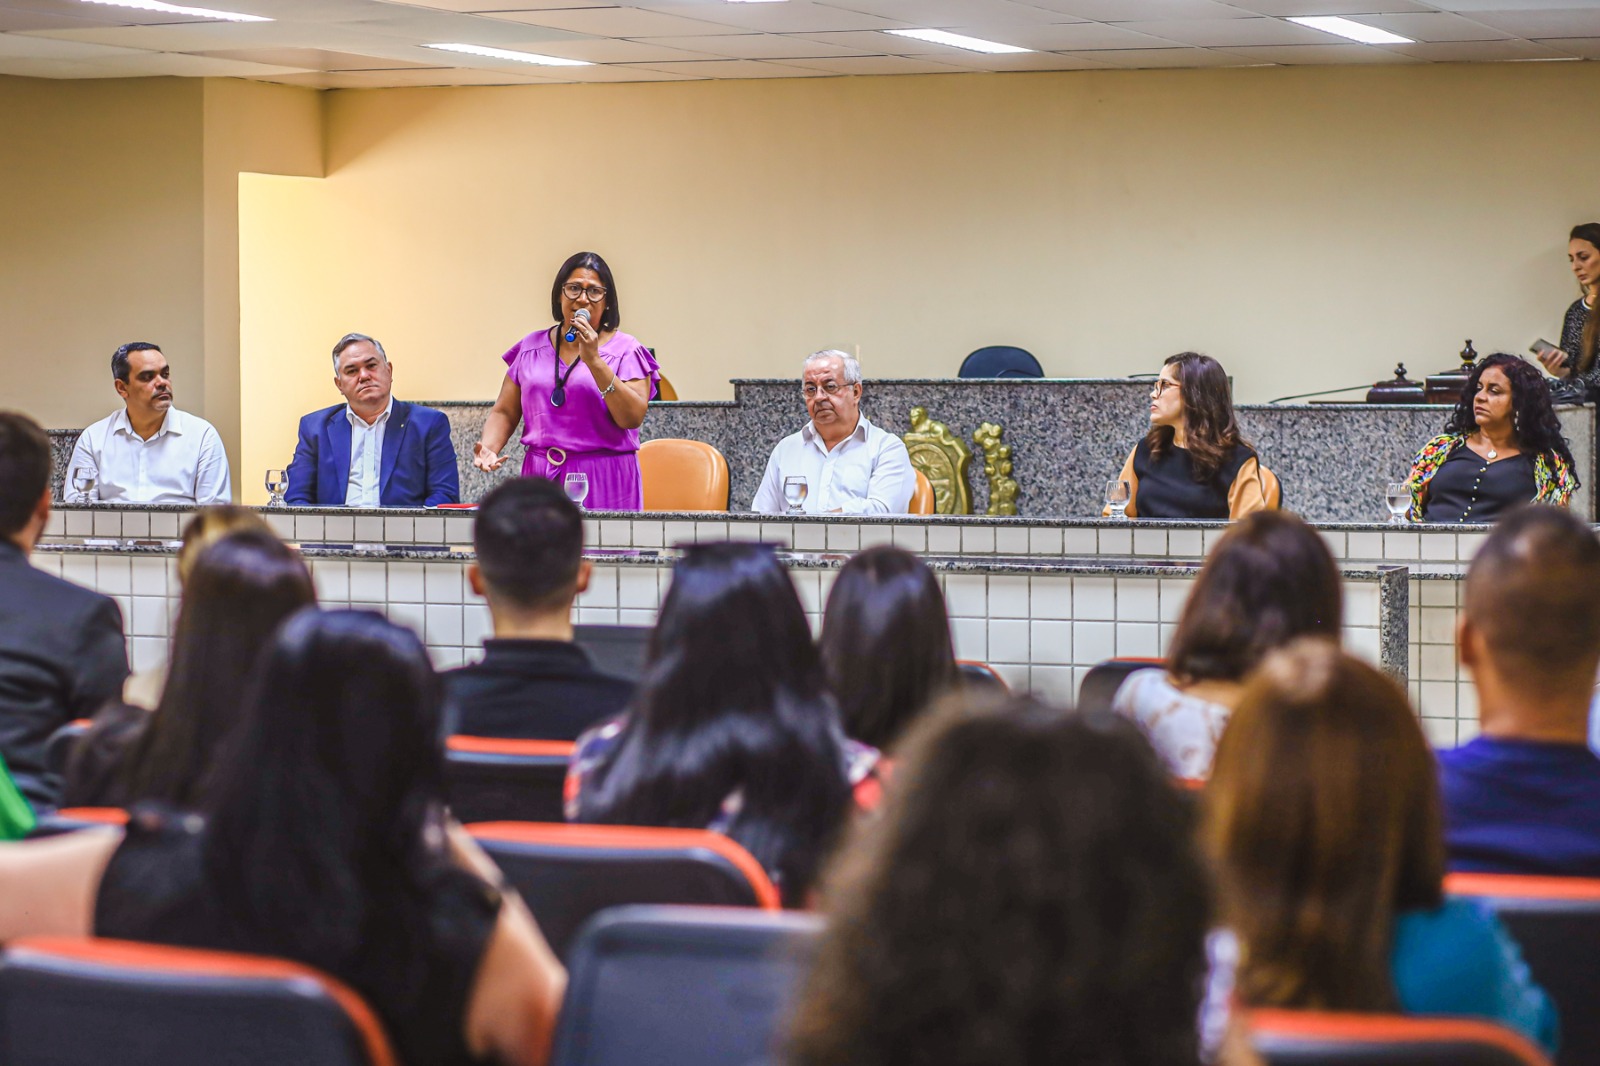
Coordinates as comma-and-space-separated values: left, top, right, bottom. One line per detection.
972, 422, 1019, 516
905, 407, 973, 515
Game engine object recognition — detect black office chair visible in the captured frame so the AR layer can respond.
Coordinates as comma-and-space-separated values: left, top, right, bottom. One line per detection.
1249, 1009, 1552, 1065
468, 822, 780, 961
957, 660, 1009, 692
573, 624, 652, 682
958, 346, 1043, 379
1076, 657, 1163, 713
550, 905, 822, 1066
0, 937, 395, 1066
444, 736, 572, 823
1447, 872, 1600, 1066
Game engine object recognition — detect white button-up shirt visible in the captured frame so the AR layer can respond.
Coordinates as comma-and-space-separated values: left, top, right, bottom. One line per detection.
63, 407, 232, 505
344, 399, 393, 508
751, 414, 916, 515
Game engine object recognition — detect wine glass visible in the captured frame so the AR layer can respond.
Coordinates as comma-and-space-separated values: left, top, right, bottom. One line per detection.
1385, 481, 1411, 525
265, 468, 288, 508
1104, 479, 1131, 521
70, 467, 96, 501
783, 476, 808, 515
564, 471, 590, 508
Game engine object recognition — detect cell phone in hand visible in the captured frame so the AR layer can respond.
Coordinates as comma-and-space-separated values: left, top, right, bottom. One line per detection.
1531, 339, 1559, 357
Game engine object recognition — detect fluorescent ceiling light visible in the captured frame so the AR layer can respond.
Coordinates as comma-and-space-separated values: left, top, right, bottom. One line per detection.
426, 43, 592, 67
726, 0, 788, 4
885, 28, 1031, 54
1285, 16, 1412, 45
80, 0, 269, 20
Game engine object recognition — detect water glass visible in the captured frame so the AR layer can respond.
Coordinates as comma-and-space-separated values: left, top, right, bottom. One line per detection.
564, 472, 590, 508
70, 467, 96, 500
265, 468, 288, 508
783, 476, 808, 514
1385, 481, 1411, 525
1104, 479, 1131, 521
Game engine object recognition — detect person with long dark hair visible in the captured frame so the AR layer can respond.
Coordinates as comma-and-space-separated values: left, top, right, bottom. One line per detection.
818, 546, 957, 751
1535, 222, 1600, 405
63, 528, 316, 808
1108, 352, 1274, 519
1205, 639, 1557, 1057
1112, 511, 1342, 779
567, 543, 874, 906
1404, 353, 1576, 523
474, 251, 659, 510
0, 609, 567, 1066
787, 697, 1231, 1066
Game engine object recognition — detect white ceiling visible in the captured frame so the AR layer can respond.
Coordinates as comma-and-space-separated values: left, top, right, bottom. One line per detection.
0, 0, 1594, 85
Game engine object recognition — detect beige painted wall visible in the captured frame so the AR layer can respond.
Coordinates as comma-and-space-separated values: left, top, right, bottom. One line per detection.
0, 76, 204, 430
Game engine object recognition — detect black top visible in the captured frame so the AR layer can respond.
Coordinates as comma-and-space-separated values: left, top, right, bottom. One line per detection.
1549, 297, 1595, 405
1422, 445, 1537, 524
443, 639, 633, 741
1130, 437, 1257, 520
0, 540, 129, 808
95, 805, 501, 1066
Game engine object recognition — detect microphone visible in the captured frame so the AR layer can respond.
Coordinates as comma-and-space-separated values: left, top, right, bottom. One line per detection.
565, 308, 590, 344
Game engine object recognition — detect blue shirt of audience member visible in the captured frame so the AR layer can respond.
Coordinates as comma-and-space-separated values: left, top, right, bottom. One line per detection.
1438, 736, 1600, 877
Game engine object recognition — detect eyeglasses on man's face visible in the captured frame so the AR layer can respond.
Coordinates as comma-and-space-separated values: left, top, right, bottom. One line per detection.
562, 282, 607, 302
803, 381, 852, 398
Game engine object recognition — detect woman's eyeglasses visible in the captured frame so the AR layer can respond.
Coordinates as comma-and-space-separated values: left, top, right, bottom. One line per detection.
1150, 379, 1179, 397
562, 282, 607, 301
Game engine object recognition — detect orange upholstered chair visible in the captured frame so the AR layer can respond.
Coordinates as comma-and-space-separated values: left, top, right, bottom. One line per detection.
0, 937, 395, 1066
638, 439, 730, 512
909, 470, 935, 515
444, 736, 575, 824
1247, 1009, 1552, 1065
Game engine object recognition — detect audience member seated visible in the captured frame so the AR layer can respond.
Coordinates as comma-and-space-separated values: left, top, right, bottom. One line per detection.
1205, 639, 1558, 1057
751, 350, 915, 515
1109, 352, 1272, 519
63, 529, 315, 808
285, 333, 460, 508
1439, 505, 1600, 876
566, 542, 878, 906
1406, 354, 1576, 523
123, 506, 273, 710
1535, 222, 1599, 405
786, 697, 1258, 1066
63, 342, 232, 506
443, 479, 631, 741
0, 609, 566, 1066
818, 546, 956, 752
0, 412, 129, 809
1113, 511, 1341, 778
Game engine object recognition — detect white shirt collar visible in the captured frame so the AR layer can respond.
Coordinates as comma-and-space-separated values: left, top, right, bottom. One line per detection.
110, 407, 180, 440
801, 413, 870, 449
345, 396, 394, 429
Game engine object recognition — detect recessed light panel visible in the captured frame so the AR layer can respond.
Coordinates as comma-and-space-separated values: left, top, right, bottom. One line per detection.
1285, 16, 1413, 45
80, 0, 270, 22
426, 43, 592, 68
885, 28, 1031, 54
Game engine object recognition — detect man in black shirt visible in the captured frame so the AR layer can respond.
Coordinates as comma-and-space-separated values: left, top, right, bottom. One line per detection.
443, 478, 631, 740
0, 412, 129, 808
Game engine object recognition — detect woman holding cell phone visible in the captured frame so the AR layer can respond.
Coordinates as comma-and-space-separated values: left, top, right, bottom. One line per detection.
1534, 223, 1600, 404
474, 251, 659, 511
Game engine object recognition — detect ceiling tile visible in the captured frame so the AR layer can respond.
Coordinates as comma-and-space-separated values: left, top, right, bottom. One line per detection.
1455, 8, 1600, 35
1224, 0, 1436, 13
1423, 0, 1600, 11
1217, 41, 1424, 60
508, 35, 723, 61
19, 20, 394, 51
641, 31, 869, 56
822, 0, 1085, 24
192, 46, 441, 69
0, 29, 145, 58
1386, 36, 1572, 55
780, 27, 951, 51
617, 56, 838, 75
370, 0, 605, 8
768, 52, 972, 72
627, 0, 904, 32
1111, 15, 1334, 44
1528, 34, 1600, 54
1354, 11, 1514, 39
270, 65, 556, 87
908, 48, 1119, 68
484, 7, 748, 36
983, 21, 1187, 47
1068, 44, 1268, 63
527, 59, 705, 78
1025, 0, 1259, 20
74, 52, 315, 75
0, 7, 118, 33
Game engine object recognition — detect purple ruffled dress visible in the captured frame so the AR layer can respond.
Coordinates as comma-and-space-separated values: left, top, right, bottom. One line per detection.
501, 327, 660, 511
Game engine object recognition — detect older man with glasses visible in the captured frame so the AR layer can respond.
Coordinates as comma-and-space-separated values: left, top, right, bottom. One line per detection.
751, 350, 915, 515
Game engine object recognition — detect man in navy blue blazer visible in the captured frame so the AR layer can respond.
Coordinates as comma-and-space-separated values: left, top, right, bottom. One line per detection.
285, 333, 460, 508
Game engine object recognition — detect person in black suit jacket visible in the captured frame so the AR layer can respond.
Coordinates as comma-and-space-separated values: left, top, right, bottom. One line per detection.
443, 478, 631, 741
0, 412, 129, 808
284, 333, 460, 508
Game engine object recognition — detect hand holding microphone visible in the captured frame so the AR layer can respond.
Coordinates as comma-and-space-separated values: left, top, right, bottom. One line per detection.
565, 308, 590, 344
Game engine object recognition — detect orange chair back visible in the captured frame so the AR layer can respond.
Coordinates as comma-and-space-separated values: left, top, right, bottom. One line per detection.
1247, 1009, 1551, 1065
639, 439, 730, 512
909, 470, 935, 515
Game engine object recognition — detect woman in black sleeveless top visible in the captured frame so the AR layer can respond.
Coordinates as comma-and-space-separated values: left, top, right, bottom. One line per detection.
0, 610, 565, 1066
1109, 352, 1271, 520
1535, 223, 1600, 405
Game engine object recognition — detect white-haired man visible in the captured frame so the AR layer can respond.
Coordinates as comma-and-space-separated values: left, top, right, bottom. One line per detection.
751, 350, 915, 515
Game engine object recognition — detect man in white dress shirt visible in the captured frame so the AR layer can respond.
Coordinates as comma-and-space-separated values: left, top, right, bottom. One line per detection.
63, 342, 232, 505
751, 350, 915, 515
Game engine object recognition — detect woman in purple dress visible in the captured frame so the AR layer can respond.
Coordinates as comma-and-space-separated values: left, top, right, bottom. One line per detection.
475, 251, 659, 510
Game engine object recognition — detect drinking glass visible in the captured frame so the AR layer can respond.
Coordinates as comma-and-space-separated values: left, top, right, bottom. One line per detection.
564, 472, 590, 508
70, 467, 96, 501
1104, 479, 1131, 521
1385, 481, 1411, 525
783, 476, 809, 514
265, 468, 288, 508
